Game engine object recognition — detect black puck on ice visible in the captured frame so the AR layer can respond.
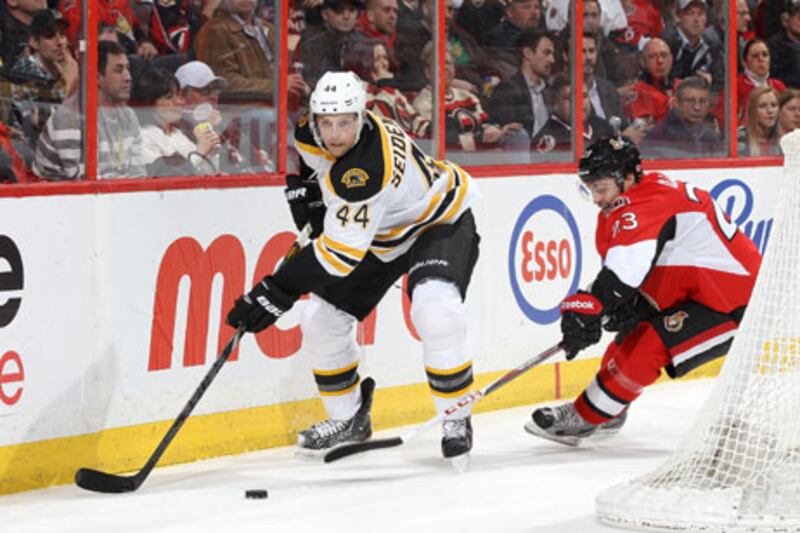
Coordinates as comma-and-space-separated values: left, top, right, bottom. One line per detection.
245, 489, 268, 499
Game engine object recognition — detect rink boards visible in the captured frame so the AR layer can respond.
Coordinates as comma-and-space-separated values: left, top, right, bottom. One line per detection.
0, 166, 780, 493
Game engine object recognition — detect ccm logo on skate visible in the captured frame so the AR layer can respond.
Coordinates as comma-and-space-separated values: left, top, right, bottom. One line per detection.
0, 235, 25, 407
710, 179, 772, 255
508, 195, 582, 324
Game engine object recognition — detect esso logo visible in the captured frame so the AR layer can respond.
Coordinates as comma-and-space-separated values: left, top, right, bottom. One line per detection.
508, 195, 582, 324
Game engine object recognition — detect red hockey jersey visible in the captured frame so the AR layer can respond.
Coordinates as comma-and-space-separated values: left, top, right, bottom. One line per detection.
595, 172, 761, 314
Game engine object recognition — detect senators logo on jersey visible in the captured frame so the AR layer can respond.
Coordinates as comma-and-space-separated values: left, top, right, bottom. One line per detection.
664, 310, 689, 332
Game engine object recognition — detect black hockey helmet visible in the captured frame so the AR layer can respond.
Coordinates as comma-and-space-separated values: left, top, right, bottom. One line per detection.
578, 135, 642, 186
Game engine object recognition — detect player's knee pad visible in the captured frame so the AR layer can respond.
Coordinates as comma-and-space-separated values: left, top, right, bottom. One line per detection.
300, 295, 358, 359
410, 279, 466, 350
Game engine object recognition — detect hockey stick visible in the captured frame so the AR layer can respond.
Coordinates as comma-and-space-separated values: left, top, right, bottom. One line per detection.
75, 227, 311, 493
323, 342, 564, 463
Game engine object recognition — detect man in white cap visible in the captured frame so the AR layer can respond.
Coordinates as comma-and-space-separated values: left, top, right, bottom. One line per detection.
174, 60, 268, 173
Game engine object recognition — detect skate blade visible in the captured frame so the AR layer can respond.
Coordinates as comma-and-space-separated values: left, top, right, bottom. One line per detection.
294, 447, 328, 460
523, 421, 582, 447
448, 453, 470, 473
590, 427, 622, 441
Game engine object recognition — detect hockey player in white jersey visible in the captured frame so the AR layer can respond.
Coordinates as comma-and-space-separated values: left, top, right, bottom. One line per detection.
226, 71, 481, 464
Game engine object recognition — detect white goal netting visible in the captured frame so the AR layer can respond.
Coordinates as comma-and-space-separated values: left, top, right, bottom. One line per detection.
595, 130, 800, 533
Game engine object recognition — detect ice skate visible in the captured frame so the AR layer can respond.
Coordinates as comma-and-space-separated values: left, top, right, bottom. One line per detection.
524, 402, 596, 446
442, 417, 472, 472
594, 410, 627, 438
297, 377, 375, 456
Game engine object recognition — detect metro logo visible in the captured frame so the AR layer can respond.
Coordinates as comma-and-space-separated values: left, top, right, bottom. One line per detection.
149, 232, 312, 371
149, 235, 245, 371
508, 195, 583, 325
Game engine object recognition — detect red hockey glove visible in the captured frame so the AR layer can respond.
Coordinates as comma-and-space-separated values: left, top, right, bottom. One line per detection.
560, 291, 604, 360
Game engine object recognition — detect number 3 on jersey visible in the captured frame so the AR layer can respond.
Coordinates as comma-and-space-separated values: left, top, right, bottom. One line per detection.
336, 204, 370, 229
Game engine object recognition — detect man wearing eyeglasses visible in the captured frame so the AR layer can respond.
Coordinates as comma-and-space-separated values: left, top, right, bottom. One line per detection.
640, 75, 723, 158
623, 37, 675, 126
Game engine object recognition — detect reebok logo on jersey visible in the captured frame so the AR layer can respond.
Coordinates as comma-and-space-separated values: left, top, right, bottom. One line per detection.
256, 296, 285, 317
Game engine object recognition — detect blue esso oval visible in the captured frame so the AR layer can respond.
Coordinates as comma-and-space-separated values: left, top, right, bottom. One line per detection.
508, 195, 582, 324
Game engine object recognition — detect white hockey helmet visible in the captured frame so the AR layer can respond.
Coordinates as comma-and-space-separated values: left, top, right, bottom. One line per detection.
309, 71, 368, 151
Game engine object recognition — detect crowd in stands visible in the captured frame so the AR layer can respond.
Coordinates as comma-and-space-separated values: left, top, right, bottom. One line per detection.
1, 0, 799, 182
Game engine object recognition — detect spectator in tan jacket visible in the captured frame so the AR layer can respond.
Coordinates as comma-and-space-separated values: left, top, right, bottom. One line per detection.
193, 0, 306, 102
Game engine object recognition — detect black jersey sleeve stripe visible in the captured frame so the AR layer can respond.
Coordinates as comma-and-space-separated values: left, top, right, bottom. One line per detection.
371, 171, 460, 250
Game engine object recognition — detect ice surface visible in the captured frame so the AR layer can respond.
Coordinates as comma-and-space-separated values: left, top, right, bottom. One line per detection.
1, 379, 713, 533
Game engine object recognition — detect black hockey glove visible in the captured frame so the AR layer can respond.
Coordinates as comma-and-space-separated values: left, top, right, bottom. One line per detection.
226, 277, 297, 333
560, 291, 604, 360
603, 294, 652, 339
285, 173, 325, 239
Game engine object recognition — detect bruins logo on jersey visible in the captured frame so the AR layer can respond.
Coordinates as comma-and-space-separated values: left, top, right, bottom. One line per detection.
341, 168, 370, 188
664, 310, 689, 333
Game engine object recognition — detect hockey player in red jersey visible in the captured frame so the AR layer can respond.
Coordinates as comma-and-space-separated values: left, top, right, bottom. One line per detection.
525, 134, 761, 446
226, 71, 480, 465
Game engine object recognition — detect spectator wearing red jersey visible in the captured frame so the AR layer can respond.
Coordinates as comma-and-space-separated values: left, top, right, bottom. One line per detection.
60, 0, 159, 59
609, 0, 664, 52
624, 37, 675, 124
737, 39, 785, 124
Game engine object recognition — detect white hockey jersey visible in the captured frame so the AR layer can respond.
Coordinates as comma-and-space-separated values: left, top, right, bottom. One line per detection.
294, 111, 479, 278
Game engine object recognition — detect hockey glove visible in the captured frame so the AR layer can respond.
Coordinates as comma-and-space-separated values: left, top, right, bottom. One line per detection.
603, 294, 653, 339
285, 173, 325, 239
560, 291, 604, 360
226, 277, 297, 333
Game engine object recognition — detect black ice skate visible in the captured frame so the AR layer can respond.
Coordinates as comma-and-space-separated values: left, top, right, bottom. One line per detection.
524, 402, 596, 446
442, 416, 472, 472
297, 377, 375, 453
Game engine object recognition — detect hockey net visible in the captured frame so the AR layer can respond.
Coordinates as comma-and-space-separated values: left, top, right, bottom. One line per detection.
595, 129, 800, 533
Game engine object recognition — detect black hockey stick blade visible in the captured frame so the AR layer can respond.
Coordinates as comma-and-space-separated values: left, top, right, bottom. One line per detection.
324, 437, 404, 463
75, 468, 142, 494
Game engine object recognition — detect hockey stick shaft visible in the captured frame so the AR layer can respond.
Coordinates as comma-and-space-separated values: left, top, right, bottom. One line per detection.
324, 342, 564, 463
75, 227, 311, 493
